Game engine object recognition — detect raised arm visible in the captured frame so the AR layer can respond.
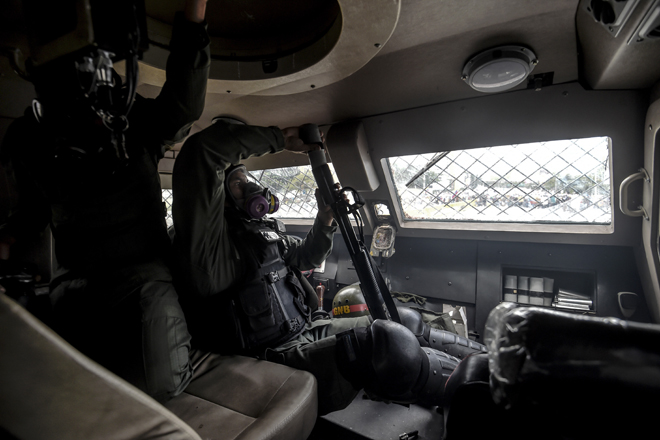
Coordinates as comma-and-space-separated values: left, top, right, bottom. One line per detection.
172, 121, 322, 295
133, 0, 210, 151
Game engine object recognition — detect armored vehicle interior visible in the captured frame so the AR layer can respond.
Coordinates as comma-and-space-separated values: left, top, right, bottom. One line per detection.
1, 0, 660, 439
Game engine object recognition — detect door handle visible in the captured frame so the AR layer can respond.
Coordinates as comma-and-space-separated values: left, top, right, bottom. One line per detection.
619, 168, 649, 220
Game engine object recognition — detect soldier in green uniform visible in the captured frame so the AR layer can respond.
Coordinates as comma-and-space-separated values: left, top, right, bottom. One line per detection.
0, 0, 210, 403
172, 121, 489, 414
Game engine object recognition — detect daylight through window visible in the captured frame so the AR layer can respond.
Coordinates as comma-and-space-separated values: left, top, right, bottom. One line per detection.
162, 165, 336, 224
162, 189, 173, 227
386, 137, 612, 224
248, 164, 338, 219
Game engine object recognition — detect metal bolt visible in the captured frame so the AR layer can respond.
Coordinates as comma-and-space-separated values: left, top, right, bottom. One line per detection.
448, 281, 452, 286
433, 370, 437, 375
532, 59, 539, 65
405, 276, 410, 280
563, 91, 569, 96
650, 125, 653, 131
461, 75, 468, 81
433, 339, 436, 343
609, 27, 613, 32
374, 43, 381, 48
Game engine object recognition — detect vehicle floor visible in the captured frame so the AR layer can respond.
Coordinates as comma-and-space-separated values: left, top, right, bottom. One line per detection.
308, 390, 443, 440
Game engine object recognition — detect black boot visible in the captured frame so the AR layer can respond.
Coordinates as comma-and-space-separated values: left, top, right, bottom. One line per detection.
397, 307, 487, 360
336, 319, 459, 406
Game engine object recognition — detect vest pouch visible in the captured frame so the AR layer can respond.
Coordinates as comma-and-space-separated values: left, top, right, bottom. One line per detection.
238, 278, 277, 332
285, 272, 311, 319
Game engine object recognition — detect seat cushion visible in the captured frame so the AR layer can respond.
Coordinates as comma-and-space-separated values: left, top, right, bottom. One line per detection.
0, 292, 201, 440
165, 352, 317, 440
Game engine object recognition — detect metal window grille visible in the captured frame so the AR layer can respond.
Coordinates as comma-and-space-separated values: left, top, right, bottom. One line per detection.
161, 165, 335, 224
386, 137, 612, 224
162, 189, 173, 227
249, 164, 338, 219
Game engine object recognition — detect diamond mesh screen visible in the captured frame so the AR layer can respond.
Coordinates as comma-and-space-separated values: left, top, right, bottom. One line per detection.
249, 164, 338, 219
387, 137, 612, 224
161, 165, 335, 224
162, 189, 173, 227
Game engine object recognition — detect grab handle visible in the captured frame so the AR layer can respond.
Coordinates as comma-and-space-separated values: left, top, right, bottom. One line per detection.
619, 168, 649, 220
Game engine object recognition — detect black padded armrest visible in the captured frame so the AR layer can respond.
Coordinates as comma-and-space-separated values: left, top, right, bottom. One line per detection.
483, 303, 660, 438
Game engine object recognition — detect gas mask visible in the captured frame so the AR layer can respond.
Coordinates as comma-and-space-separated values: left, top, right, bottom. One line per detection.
226, 165, 280, 219
243, 182, 280, 219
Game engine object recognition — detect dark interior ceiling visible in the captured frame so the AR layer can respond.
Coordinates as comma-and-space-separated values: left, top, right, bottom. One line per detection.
133, 0, 582, 138
2, 0, 659, 150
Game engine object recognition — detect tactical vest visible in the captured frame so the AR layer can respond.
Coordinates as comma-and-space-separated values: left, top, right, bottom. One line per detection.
228, 215, 311, 351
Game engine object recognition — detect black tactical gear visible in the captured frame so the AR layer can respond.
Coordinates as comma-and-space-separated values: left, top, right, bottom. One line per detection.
227, 214, 310, 350
0, 14, 210, 403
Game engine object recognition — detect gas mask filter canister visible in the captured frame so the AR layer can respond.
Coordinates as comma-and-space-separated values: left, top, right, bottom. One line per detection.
226, 165, 280, 219
243, 181, 280, 218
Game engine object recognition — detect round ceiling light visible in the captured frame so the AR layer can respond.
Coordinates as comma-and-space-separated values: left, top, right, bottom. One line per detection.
462, 46, 538, 93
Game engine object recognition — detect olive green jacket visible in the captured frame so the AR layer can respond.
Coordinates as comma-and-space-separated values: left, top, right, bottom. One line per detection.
172, 121, 337, 298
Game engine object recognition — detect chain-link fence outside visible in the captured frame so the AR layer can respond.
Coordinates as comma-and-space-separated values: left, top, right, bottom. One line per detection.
162, 164, 337, 224
248, 164, 338, 218
387, 137, 611, 224
162, 189, 173, 227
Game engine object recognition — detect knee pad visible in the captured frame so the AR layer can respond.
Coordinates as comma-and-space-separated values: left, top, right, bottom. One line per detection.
336, 320, 459, 406
397, 307, 487, 359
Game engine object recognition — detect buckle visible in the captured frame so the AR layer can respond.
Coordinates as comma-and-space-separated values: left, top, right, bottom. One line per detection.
287, 317, 303, 333
267, 271, 280, 283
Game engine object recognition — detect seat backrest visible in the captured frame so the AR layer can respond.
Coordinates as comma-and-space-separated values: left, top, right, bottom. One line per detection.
0, 292, 202, 440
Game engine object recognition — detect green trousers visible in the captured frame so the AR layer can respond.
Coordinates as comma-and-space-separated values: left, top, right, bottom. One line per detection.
263, 315, 372, 415
49, 259, 192, 403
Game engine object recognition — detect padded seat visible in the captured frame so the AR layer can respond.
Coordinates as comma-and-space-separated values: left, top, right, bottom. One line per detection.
0, 292, 317, 440
167, 352, 317, 440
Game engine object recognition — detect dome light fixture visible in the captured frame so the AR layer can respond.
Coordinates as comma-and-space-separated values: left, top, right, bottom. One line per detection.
461, 46, 538, 93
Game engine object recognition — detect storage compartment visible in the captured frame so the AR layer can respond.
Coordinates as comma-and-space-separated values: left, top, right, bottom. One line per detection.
501, 266, 596, 313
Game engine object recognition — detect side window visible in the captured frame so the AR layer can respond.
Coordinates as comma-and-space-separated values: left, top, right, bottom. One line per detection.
162, 164, 338, 224
248, 164, 338, 219
162, 189, 173, 227
386, 137, 612, 227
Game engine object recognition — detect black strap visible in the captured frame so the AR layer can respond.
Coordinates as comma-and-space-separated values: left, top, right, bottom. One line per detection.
368, 254, 401, 323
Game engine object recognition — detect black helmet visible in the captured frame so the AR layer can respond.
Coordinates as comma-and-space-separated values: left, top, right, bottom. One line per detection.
332, 283, 370, 318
